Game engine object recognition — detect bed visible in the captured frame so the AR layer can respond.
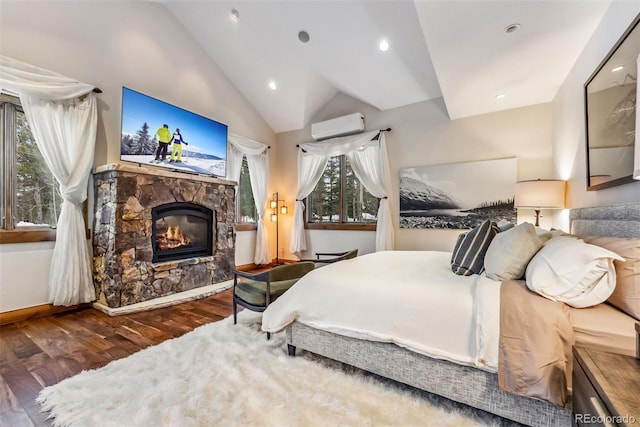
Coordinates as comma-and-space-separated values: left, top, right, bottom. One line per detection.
262, 203, 640, 426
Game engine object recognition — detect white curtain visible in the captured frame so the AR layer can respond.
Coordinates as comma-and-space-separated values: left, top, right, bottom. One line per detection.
289, 154, 329, 253
0, 55, 97, 306
634, 53, 640, 180
227, 133, 270, 265
0, 56, 94, 99
347, 133, 394, 251
289, 130, 395, 253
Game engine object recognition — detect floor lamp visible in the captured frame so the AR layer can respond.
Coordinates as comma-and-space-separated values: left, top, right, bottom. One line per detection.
270, 192, 287, 265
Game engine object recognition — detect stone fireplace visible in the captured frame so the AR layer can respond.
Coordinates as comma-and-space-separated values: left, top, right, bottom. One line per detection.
92, 163, 236, 309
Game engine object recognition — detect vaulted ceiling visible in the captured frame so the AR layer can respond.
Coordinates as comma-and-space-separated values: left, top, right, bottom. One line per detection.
159, 0, 612, 133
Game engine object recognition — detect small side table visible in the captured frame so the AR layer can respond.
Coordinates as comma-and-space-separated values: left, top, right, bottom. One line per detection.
573, 347, 640, 426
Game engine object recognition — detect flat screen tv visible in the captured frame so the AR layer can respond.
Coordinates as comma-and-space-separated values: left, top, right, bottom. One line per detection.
120, 87, 228, 178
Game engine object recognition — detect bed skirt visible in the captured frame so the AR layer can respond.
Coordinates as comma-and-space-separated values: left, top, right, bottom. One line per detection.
286, 321, 572, 426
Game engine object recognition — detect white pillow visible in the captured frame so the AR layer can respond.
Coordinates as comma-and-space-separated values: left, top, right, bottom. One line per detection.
525, 236, 625, 308
484, 222, 543, 280
534, 226, 553, 243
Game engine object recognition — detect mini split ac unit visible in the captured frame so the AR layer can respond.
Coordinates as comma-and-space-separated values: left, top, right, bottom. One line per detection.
311, 112, 365, 141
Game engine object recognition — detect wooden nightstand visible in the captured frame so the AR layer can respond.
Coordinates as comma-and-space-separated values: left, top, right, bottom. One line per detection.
573, 347, 640, 426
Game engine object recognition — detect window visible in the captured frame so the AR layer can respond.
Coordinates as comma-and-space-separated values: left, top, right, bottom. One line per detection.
1, 94, 62, 243
306, 155, 378, 229
236, 156, 257, 229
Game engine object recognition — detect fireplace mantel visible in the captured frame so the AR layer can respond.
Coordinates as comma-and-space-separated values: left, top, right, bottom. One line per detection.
92, 163, 236, 308
94, 162, 236, 186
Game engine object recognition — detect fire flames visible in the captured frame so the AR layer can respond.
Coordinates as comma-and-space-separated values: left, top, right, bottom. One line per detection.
156, 224, 191, 250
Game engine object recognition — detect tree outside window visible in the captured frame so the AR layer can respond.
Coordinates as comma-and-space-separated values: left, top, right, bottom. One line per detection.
1, 96, 62, 232
237, 156, 257, 224
307, 155, 378, 227
343, 158, 378, 223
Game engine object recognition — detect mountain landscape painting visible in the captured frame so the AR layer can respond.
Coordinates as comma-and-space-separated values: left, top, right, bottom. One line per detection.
400, 158, 517, 229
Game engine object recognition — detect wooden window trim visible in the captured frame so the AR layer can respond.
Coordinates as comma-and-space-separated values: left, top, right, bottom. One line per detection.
305, 222, 376, 231
235, 223, 258, 232
0, 197, 90, 244
0, 96, 91, 244
0, 227, 91, 244
0, 228, 57, 243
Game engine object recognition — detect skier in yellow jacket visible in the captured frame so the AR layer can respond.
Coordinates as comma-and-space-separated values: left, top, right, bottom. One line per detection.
154, 124, 173, 163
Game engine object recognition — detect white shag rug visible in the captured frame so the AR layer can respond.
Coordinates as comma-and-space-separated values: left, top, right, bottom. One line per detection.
38, 312, 498, 427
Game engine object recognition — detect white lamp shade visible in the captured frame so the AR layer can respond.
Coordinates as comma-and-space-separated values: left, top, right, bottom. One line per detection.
515, 180, 566, 209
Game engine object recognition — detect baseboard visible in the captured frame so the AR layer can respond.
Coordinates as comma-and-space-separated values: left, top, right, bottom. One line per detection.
235, 262, 261, 271
0, 303, 89, 325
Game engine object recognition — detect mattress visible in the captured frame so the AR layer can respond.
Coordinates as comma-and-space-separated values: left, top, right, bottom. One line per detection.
569, 302, 637, 357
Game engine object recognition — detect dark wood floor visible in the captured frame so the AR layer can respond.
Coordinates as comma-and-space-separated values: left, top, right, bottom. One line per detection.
0, 288, 235, 427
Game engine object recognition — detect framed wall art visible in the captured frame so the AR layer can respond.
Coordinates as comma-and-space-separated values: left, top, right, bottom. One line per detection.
399, 158, 516, 229
585, 13, 639, 190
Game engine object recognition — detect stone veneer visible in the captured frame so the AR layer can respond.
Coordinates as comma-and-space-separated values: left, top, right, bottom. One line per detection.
92, 163, 236, 308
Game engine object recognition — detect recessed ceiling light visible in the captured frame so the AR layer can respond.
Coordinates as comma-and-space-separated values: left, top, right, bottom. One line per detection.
379, 39, 390, 52
298, 30, 310, 43
504, 23, 520, 34
268, 80, 277, 90
611, 65, 624, 72
495, 93, 506, 99
230, 9, 240, 22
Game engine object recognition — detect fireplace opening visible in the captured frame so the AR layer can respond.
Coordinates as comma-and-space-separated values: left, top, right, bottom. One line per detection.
151, 202, 214, 263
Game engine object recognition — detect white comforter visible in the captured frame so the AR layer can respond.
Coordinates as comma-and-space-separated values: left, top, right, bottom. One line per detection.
262, 251, 501, 371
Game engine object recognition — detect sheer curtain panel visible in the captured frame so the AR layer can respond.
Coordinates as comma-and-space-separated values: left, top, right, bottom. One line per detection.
227, 133, 270, 265
290, 130, 395, 253
0, 55, 98, 306
289, 154, 329, 253
0, 56, 94, 99
346, 133, 394, 251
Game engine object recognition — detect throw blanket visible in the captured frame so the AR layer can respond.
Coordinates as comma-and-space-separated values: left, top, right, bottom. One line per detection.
498, 280, 574, 407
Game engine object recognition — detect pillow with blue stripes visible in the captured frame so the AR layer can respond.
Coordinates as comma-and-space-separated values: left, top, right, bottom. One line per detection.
451, 220, 499, 276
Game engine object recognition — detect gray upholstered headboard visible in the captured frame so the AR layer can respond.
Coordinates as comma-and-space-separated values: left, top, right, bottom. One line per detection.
570, 203, 640, 237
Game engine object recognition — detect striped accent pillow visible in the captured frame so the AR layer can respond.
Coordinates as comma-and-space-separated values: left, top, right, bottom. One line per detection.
451, 220, 499, 276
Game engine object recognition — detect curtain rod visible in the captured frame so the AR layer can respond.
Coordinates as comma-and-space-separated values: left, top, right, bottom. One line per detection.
296, 128, 391, 152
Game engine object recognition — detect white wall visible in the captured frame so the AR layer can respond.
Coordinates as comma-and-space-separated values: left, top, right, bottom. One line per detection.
552, 0, 640, 232
275, 94, 555, 259
0, 1, 273, 311
235, 231, 257, 267
0, 242, 54, 311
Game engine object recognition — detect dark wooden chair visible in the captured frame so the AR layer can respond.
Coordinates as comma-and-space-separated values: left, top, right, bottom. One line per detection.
299, 249, 358, 267
232, 261, 315, 339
